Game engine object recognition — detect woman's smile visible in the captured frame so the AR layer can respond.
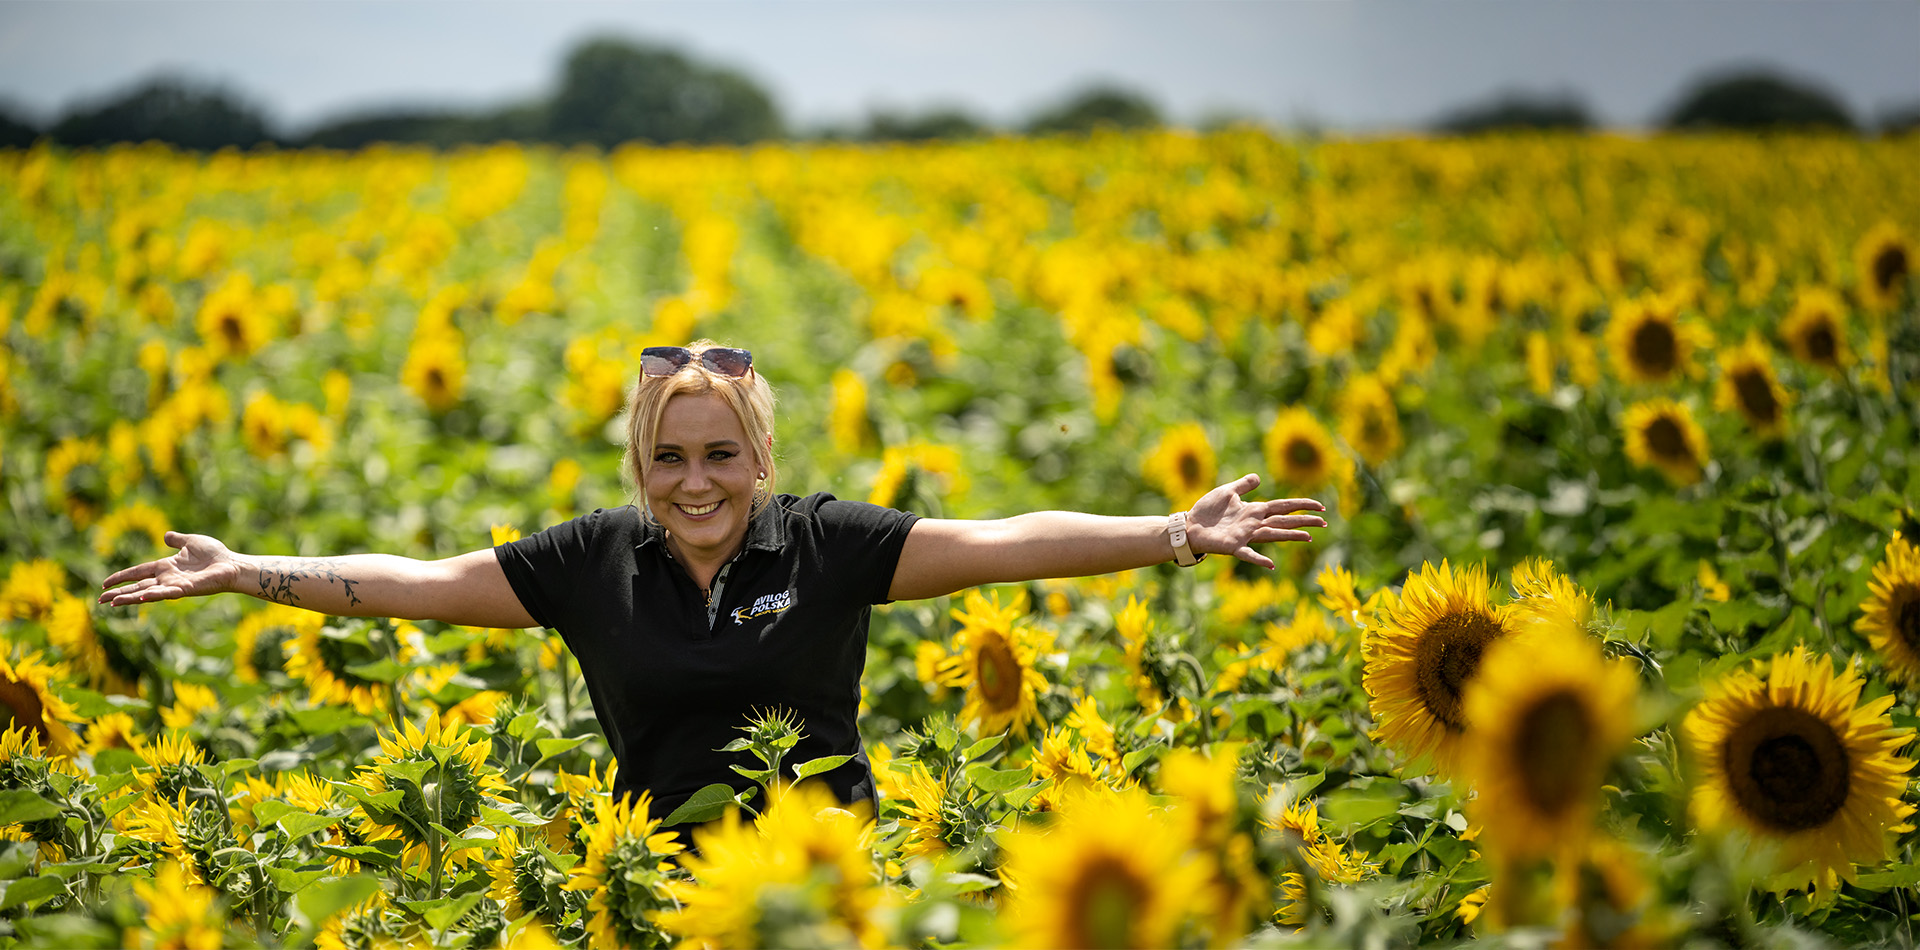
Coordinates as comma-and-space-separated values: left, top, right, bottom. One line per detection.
647, 392, 762, 572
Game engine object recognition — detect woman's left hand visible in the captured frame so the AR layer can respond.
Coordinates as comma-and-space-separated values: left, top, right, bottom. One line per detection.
1186, 473, 1327, 569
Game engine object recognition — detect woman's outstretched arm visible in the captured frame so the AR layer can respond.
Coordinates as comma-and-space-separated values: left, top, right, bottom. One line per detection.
99, 531, 536, 629
887, 473, 1325, 602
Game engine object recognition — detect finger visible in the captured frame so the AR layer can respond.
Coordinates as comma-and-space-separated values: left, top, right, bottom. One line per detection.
1263, 514, 1329, 530
1232, 546, 1277, 570
101, 560, 164, 590
1249, 528, 1317, 544
1254, 497, 1326, 514
1227, 473, 1261, 496
162, 530, 190, 548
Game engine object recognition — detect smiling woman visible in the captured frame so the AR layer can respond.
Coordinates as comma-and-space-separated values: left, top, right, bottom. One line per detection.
99, 337, 1326, 838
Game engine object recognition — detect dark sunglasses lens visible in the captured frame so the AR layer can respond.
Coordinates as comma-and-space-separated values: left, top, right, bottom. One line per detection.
703, 349, 753, 376
641, 347, 692, 376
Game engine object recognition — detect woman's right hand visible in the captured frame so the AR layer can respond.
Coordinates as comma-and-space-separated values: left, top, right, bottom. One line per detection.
98, 531, 243, 607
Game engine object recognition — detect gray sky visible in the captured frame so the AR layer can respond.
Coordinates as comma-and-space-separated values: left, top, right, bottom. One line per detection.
1, 1, 1915, 133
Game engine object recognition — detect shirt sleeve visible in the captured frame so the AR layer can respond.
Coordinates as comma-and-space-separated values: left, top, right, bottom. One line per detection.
491, 509, 612, 631
813, 497, 921, 605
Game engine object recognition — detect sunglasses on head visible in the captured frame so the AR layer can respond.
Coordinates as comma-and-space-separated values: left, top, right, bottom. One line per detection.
640, 346, 754, 378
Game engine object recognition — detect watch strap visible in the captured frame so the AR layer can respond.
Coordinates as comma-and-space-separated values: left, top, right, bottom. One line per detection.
1168, 511, 1203, 567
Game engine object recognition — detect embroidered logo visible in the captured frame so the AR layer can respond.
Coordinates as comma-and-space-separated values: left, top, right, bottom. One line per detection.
732, 589, 794, 625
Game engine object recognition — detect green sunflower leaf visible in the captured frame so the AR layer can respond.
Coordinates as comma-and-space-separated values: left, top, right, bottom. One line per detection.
294, 874, 381, 930
479, 803, 550, 828
279, 812, 343, 840
379, 760, 434, 788
791, 754, 854, 781
532, 736, 588, 765
963, 764, 1032, 793
0, 790, 63, 825
0, 876, 67, 911
400, 892, 485, 932
662, 783, 746, 826
250, 800, 299, 827
315, 842, 403, 870
0, 842, 36, 880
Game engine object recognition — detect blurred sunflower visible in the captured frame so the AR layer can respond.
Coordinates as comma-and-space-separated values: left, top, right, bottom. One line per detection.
401, 332, 467, 412
1621, 398, 1708, 487
0, 652, 81, 757
1557, 838, 1663, 949
662, 783, 880, 950
934, 589, 1049, 739
240, 391, 291, 458
195, 272, 267, 361
1713, 333, 1792, 439
44, 436, 106, 528
1063, 694, 1120, 772
1141, 422, 1217, 510
1363, 560, 1516, 777
1853, 222, 1912, 313
1778, 287, 1852, 375
1264, 407, 1347, 494
0, 559, 64, 622
1604, 295, 1704, 385
91, 501, 170, 557
1031, 726, 1103, 812
999, 785, 1210, 950
1858, 532, 1920, 685
1462, 622, 1638, 865
83, 711, 145, 757
316, 893, 399, 950
1338, 373, 1402, 466
1158, 750, 1264, 944
1684, 647, 1914, 897
1315, 563, 1364, 622
231, 604, 319, 684
827, 368, 873, 456
351, 713, 514, 873
560, 791, 682, 948
46, 594, 136, 695
124, 861, 226, 950
283, 622, 413, 715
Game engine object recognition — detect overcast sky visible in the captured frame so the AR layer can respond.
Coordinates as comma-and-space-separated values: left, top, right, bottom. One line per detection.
1, 1, 1915, 133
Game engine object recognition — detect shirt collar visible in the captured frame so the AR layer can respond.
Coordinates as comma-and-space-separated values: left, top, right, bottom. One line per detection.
637, 499, 789, 555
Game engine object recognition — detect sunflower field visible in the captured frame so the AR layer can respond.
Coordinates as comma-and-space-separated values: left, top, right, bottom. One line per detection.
1, 129, 1918, 948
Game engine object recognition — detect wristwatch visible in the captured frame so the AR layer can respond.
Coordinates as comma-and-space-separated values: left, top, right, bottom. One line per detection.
1168, 511, 1204, 567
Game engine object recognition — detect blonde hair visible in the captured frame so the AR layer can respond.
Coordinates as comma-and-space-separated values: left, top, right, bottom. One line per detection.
623, 339, 778, 519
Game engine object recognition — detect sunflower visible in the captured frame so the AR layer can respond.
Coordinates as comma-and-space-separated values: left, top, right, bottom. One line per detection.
999, 785, 1211, 950
401, 331, 467, 412
231, 603, 320, 684
240, 391, 291, 458
315, 893, 399, 950
91, 501, 170, 558
1621, 398, 1708, 487
890, 762, 959, 860
1363, 560, 1517, 777
934, 589, 1050, 739
1141, 423, 1217, 510
1557, 839, 1663, 949
1338, 373, 1402, 466
1265, 797, 1378, 927
83, 711, 145, 757
1064, 694, 1120, 772
1316, 564, 1364, 622
560, 791, 683, 948
124, 861, 226, 950
1684, 647, 1914, 897
195, 272, 268, 361
1032, 726, 1104, 812
0, 560, 64, 623
0, 653, 81, 757
1461, 622, 1639, 865
827, 368, 874, 456
46, 594, 137, 695
351, 713, 515, 873
1264, 407, 1347, 494
44, 436, 106, 528
662, 783, 881, 950
1854, 221, 1913, 313
1157, 750, 1263, 943
1713, 333, 1792, 439
1604, 294, 1704, 385
284, 621, 414, 715
1778, 286, 1852, 375
1858, 532, 1920, 685
1508, 557, 1596, 634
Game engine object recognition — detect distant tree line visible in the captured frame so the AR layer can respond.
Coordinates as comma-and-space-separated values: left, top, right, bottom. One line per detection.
1, 37, 1915, 152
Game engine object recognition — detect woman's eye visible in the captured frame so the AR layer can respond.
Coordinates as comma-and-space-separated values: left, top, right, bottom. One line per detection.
709, 451, 736, 462
654, 452, 681, 464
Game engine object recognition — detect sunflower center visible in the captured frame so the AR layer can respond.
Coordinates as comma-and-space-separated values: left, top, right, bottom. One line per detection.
1895, 592, 1920, 655
1646, 417, 1689, 463
1287, 438, 1320, 471
0, 676, 48, 742
1733, 368, 1779, 426
975, 637, 1022, 712
1514, 690, 1594, 816
1412, 610, 1504, 730
1177, 450, 1202, 487
1724, 705, 1851, 832
219, 313, 245, 348
1630, 319, 1676, 375
1065, 854, 1149, 950
1804, 322, 1837, 364
1873, 245, 1909, 295
426, 368, 447, 394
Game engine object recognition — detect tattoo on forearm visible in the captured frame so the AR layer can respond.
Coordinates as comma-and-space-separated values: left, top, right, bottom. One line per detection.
256, 559, 363, 608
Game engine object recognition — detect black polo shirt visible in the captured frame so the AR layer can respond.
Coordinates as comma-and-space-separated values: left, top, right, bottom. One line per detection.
492, 492, 919, 822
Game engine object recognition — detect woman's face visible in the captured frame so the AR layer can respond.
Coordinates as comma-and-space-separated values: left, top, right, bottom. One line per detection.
646, 391, 761, 567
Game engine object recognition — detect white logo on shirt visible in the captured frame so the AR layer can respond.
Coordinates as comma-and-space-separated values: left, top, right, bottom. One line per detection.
732, 589, 794, 625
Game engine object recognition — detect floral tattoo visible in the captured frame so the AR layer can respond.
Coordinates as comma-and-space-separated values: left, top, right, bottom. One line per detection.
256, 559, 362, 608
